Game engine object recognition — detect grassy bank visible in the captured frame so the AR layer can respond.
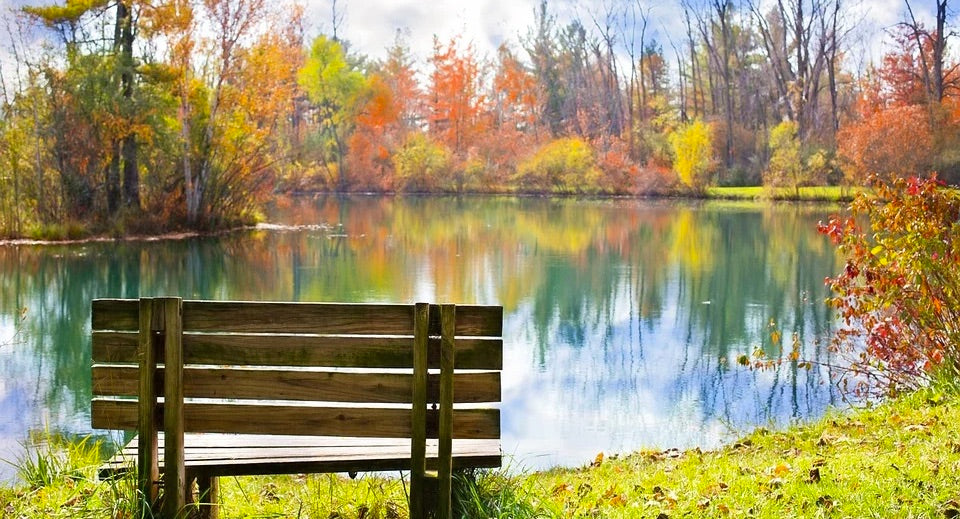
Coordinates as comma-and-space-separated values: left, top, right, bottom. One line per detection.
1, 187, 856, 243
3, 389, 959, 518
706, 185, 862, 202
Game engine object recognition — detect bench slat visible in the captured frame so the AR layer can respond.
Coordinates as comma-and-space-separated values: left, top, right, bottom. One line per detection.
93, 399, 500, 439
92, 332, 503, 369
100, 435, 501, 477
93, 300, 503, 337
93, 365, 501, 404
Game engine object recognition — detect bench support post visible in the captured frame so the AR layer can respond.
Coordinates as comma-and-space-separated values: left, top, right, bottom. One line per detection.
409, 302, 429, 518
198, 475, 220, 519
438, 304, 456, 519
160, 297, 185, 519
137, 298, 161, 517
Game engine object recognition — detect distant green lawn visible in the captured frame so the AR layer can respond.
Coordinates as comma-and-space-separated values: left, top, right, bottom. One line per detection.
707, 185, 863, 202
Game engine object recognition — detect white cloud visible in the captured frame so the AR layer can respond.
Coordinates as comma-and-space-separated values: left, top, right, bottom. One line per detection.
304, 0, 539, 63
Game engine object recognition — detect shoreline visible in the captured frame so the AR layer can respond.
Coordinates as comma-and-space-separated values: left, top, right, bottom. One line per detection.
0, 187, 855, 246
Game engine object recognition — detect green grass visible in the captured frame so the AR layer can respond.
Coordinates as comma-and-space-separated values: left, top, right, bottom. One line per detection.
24, 221, 89, 241
4, 390, 960, 517
517, 389, 960, 517
706, 185, 864, 202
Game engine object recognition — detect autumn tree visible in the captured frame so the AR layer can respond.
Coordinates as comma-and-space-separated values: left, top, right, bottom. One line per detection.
343, 34, 420, 191
299, 34, 367, 192
525, 0, 564, 136
515, 137, 600, 194
670, 118, 715, 192
24, 0, 144, 216
750, 0, 850, 144
428, 35, 487, 160
348, 74, 399, 190
480, 43, 542, 187
837, 103, 934, 182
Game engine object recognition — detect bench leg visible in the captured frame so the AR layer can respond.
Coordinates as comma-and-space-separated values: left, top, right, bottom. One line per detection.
197, 475, 220, 519
422, 471, 440, 519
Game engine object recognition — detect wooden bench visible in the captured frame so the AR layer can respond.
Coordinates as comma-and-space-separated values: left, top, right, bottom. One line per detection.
91, 297, 503, 518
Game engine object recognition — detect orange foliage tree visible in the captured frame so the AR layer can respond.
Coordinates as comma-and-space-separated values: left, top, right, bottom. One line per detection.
839, 23, 960, 183
428, 35, 488, 166
837, 104, 934, 182
473, 44, 543, 190
344, 37, 422, 191
348, 74, 399, 191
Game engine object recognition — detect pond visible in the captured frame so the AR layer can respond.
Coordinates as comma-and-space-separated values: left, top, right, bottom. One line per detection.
0, 195, 846, 482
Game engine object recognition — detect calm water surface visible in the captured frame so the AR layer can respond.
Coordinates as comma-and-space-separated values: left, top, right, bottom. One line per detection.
0, 196, 845, 481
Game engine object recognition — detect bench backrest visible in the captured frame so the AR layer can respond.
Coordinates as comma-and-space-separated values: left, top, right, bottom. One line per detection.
91, 299, 502, 439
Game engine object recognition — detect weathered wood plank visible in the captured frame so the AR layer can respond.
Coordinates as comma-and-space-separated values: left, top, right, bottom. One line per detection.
92, 299, 139, 331
429, 304, 503, 337
93, 332, 503, 370
92, 399, 500, 439
92, 300, 503, 337
410, 303, 429, 519
136, 299, 160, 510
103, 454, 502, 478
181, 301, 416, 334
162, 297, 186, 519
100, 435, 501, 477
438, 304, 455, 519
197, 475, 219, 519
93, 365, 500, 404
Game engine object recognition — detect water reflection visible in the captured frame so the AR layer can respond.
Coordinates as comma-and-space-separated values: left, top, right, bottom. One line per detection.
0, 196, 843, 480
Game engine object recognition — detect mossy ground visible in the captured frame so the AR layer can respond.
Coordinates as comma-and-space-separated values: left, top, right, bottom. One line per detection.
3, 390, 959, 518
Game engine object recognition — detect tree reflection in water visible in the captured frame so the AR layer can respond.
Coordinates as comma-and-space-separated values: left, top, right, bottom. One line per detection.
0, 196, 843, 479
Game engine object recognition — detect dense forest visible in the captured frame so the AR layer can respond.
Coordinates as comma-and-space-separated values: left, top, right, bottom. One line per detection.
0, 0, 956, 237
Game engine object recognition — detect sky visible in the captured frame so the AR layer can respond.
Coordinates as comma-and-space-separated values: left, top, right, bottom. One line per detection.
0, 0, 952, 84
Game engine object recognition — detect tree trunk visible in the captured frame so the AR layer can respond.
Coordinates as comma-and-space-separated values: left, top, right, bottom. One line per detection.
827, 0, 840, 137
106, 146, 120, 214
933, 0, 947, 103
117, 1, 139, 209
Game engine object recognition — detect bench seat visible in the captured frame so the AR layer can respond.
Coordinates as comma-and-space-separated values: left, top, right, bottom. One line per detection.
91, 298, 503, 519
101, 433, 502, 477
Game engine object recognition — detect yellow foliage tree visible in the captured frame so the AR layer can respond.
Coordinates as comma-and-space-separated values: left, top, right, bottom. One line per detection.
765, 120, 802, 192
514, 137, 600, 194
669, 119, 714, 192
393, 133, 452, 192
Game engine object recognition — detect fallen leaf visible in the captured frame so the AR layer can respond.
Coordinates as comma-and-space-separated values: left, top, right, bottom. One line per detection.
772, 462, 791, 477
608, 494, 627, 507
592, 452, 604, 467
808, 467, 821, 483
